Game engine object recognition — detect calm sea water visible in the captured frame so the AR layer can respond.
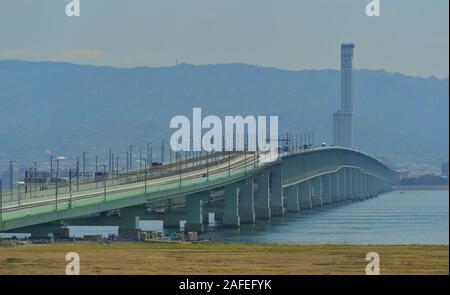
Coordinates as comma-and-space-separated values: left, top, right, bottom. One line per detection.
3, 190, 448, 244
202, 190, 449, 244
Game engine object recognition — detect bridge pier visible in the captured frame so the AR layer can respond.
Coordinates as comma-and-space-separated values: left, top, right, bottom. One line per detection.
254, 171, 271, 220
369, 174, 374, 199
369, 176, 375, 198
202, 201, 224, 225
344, 168, 352, 201
163, 208, 186, 229
239, 178, 255, 224
118, 207, 142, 240
372, 177, 379, 198
223, 183, 240, 228
349, 169, 356, 201
185, 192, 208, 232
321, 174, 332, 205
368, 176, 372, 197
368, 175, 375, 198
330, 172, 339, 203
354, 169, 361, 201
338, 169, 347, 202
270, 166, 284, 217
356, 170, 363, 201
311, 177, 323, 207
298, 181, 312, 209
363, 174, 370, 199
285, 185, 300, 212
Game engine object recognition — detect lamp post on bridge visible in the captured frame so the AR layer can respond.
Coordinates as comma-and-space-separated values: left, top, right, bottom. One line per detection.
206, 151, 210, 182
82, 152, 86, 179
178, 153, 182, 188
147, 142, 153, 166
111, 152, 115, 185
116, 156, 120, 181
17, 181, 25, 206
108, 148, 112, 174
27, 167, 33, 199
144, 159, 148, 193
126, 151, 129, 182
150, 147, 153, 166
103, 164, 107, 201
139, 148, 142, 171
229, 151, 232, 176
34, 162, 37, 193
98, 164, 107, 202
76, 157, 80, 191
95, 155, 98, 188
161, 140, 165, 164
0, 179, 3, 222
50, 156, 53, 181
146, 142, 150, 166
69, 168, 73, 208
129, 145, 134, 170
9, 160, 14, 200
55, 156, 66, 210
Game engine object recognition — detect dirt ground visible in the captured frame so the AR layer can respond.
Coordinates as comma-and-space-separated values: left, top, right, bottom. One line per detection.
0, 243, 448, 275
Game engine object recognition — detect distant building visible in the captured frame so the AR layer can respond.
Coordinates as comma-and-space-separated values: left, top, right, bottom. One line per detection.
333, 111, 352, 148
442, 162, 449, 178
333, 43, 355, 148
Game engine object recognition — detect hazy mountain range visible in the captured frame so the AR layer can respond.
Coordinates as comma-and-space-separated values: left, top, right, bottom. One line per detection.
0, 60, 448, 170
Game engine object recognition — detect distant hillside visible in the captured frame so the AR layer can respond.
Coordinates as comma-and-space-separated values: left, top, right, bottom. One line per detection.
0, 60, 448, 168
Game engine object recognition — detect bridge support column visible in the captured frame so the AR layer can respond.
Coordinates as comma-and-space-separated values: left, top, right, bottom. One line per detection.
163, 215, 182, 229
350, 169, 356, 201
203, 201, 224, 224
254, 171, 271, 220
365, 175, 376, 199
203, 210, 210, 226
353, 170, 359, 201
223, 183, 240, 228
330, 173, 339, 203
185, 192, 207, 233
270, 165, 284, 217
311, 177, 323, 207
163, 208, 186, 229
285, 185, 300, 212
338, 169, 346, 202
368, 176, 374, 198
355, 170, 362, 201
118, 207, 142, 240
239, 178, 255, 224
299, 181, 312, 209
345, 168, 352, 201
372, 177, 378, 198
363, 174, 369, 199
321, 174, 332, 205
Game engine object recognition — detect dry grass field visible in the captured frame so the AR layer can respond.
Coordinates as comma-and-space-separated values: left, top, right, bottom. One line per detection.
0, 243, 448, 275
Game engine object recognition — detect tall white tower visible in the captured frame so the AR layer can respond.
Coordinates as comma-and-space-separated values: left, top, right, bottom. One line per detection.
341, 43, 355, 113
333, 43, 355, 148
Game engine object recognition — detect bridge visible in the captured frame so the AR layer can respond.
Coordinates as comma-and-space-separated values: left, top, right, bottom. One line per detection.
0, 146, 399, 239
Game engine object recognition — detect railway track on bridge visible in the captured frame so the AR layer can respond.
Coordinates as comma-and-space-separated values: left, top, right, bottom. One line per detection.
1, 153, 260, 213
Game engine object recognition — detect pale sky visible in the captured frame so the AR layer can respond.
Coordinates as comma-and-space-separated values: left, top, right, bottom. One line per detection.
0, 0, 448, 78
